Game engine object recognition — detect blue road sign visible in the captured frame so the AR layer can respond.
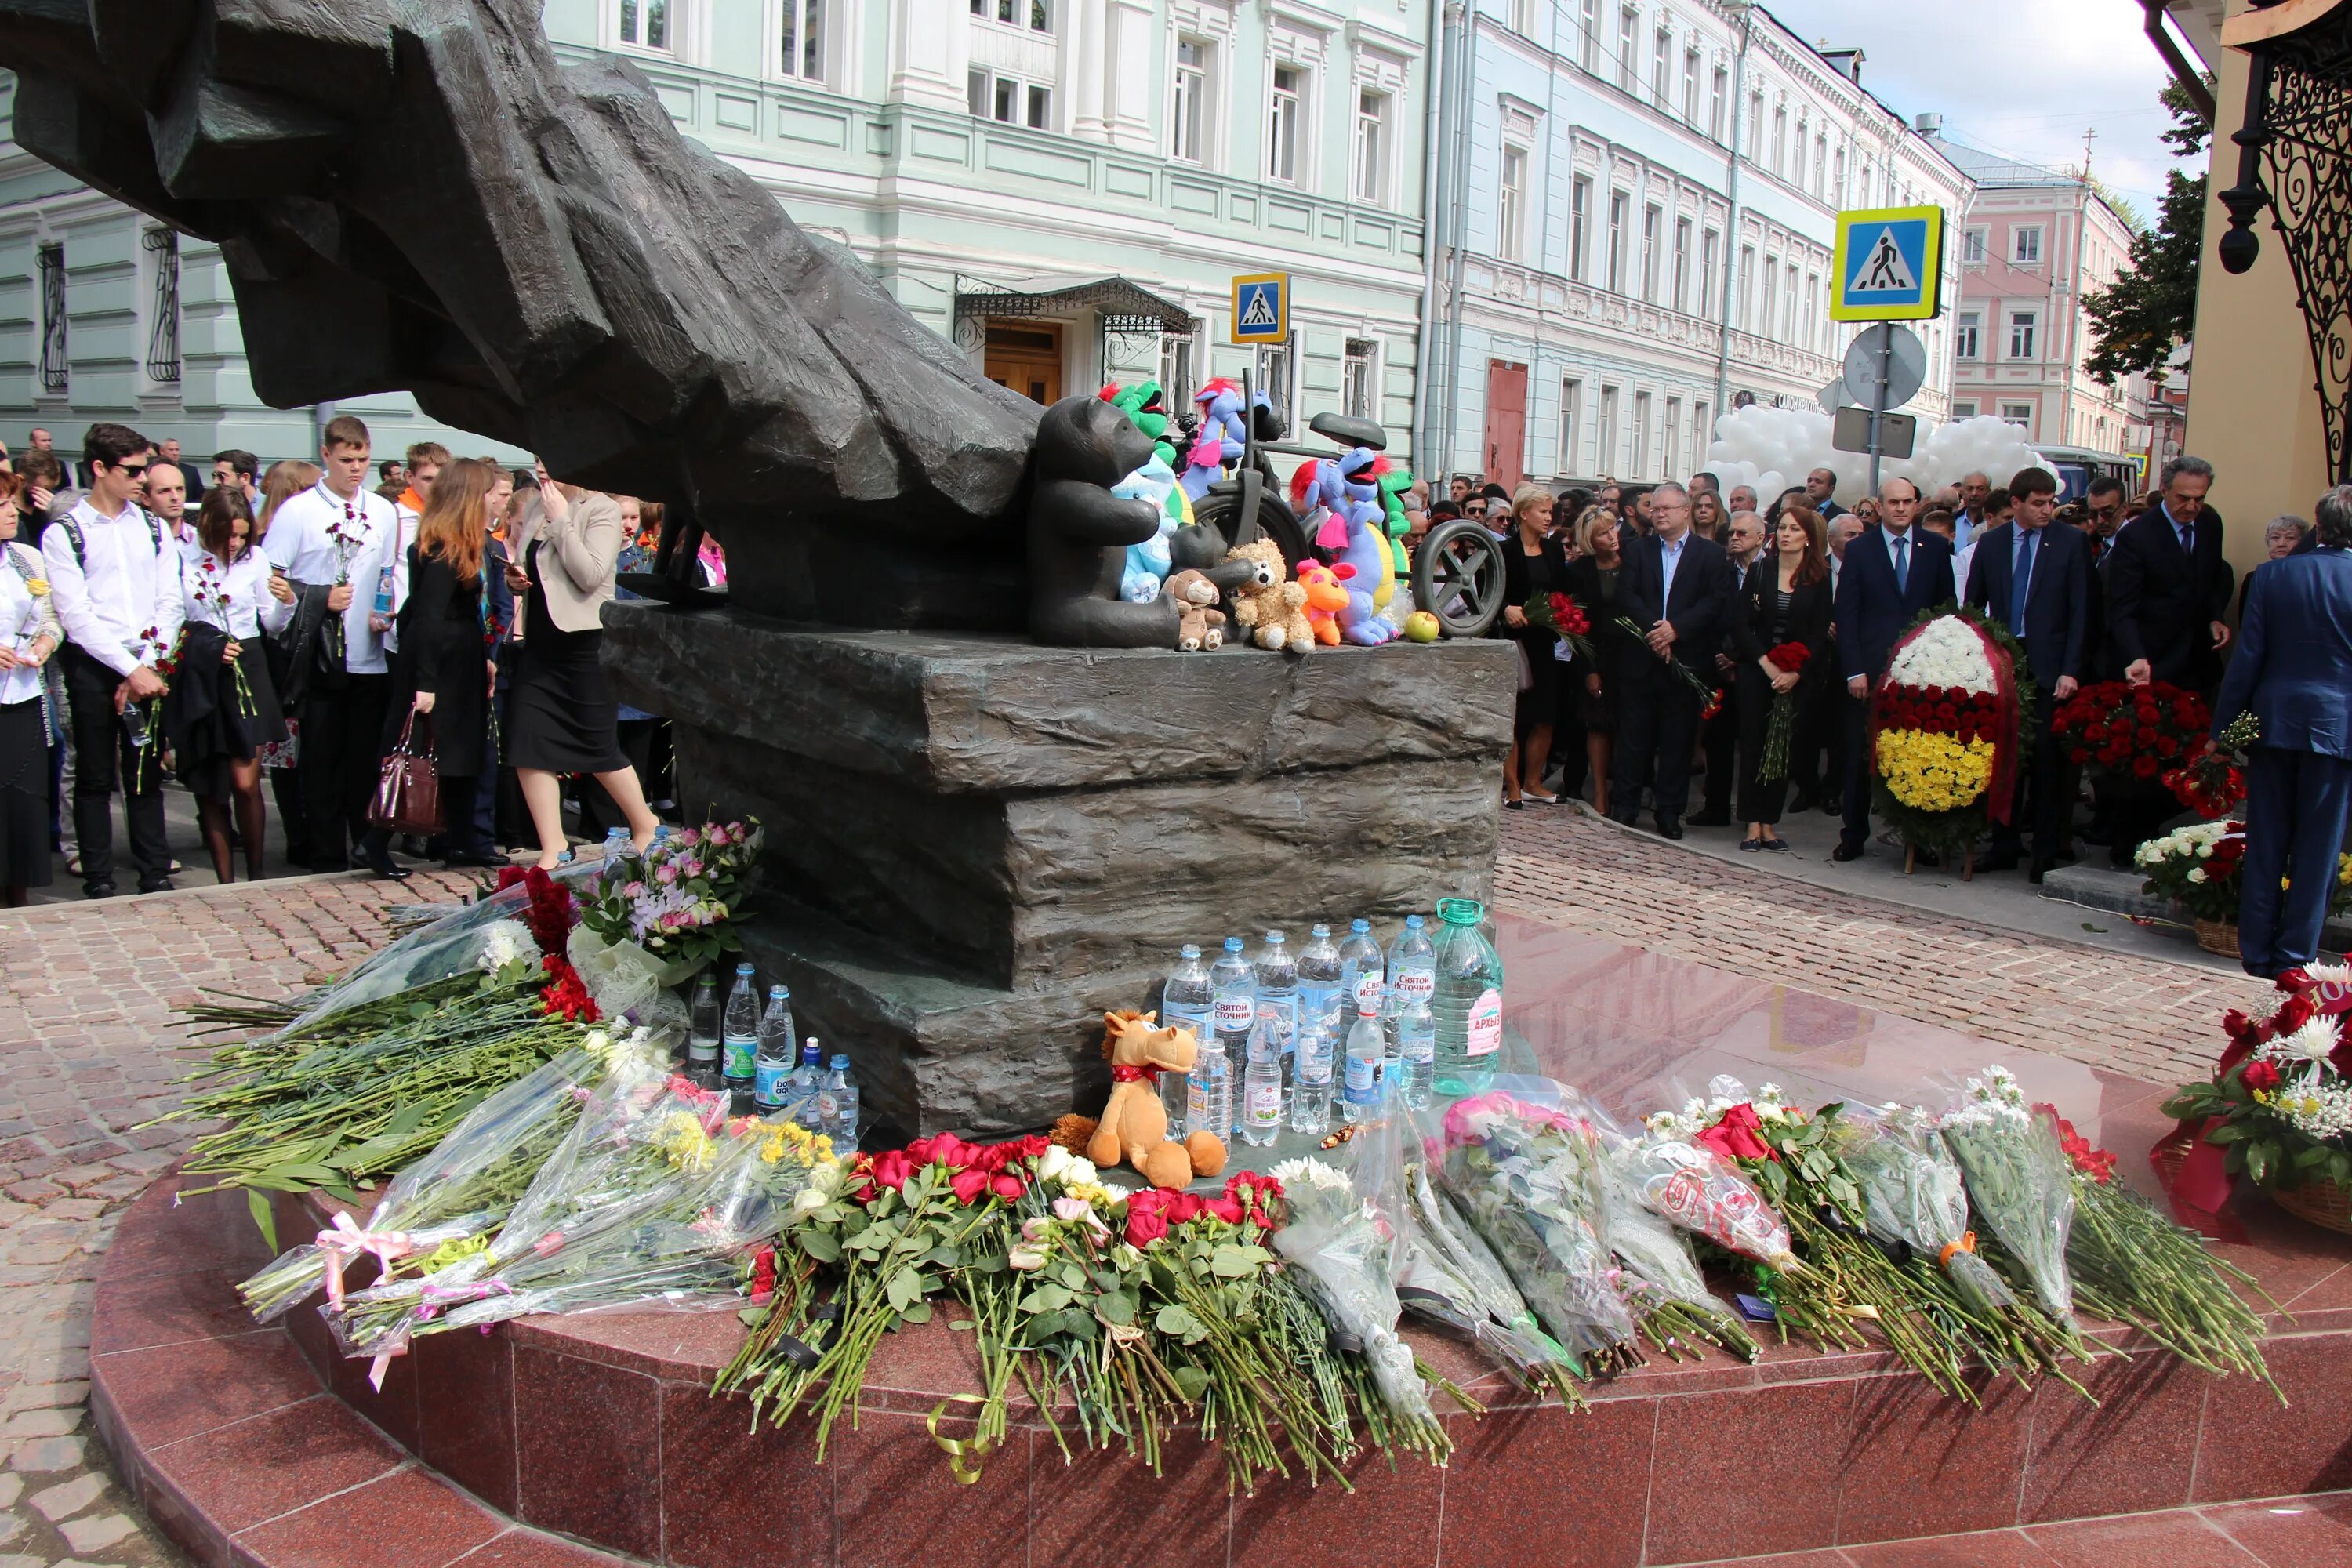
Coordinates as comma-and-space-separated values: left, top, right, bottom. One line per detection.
1831, 207, 1945, 321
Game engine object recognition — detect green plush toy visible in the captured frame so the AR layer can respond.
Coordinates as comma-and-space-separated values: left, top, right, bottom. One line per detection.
1375, 459, 1415, 576
1102, 379, 1178, 470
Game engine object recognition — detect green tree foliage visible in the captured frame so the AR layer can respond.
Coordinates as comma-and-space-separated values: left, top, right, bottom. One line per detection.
2082, 75, 2212, 388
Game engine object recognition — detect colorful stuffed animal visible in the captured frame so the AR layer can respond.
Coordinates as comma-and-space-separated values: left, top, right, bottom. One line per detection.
1102, 380, 1179, 470
1086, 1010, 1226, 1189
1374, 458, 1416, 576
1179, 378, 1253, 503
1327, 494, 1399, 647
1162, 568, 1225, 650
1297, 561, 1353, 647
1225, 538, 1311, 652
1112, 454, 1183, 601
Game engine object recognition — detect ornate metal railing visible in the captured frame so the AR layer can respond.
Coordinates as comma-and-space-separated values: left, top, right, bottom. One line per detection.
143, 228, 180, 383
37, 244, 65, 394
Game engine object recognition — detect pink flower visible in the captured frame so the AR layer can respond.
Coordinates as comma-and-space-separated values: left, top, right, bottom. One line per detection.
624, 880, 647, 899
656, 863, 679, 884
677, 829, 701, 848
684, 859, 703, 879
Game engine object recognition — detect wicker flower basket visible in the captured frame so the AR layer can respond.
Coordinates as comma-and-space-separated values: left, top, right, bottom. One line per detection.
2195, 917, 2241, 958
2273, 1176, 2352, 1236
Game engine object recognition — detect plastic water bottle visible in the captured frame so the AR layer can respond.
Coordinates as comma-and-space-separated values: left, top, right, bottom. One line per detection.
1290, 1023, 1334, 1139
1240, 1016, 1283, 1147
1384, 914, 1436, 1047
1295, 924, 1342, 1047
1342, 992, 1386, 1124
1431, 896, 1505, 1096
1158, 944, 1213, 1138
821, 1054, 858, 1148
374, 563, 395, 618
721, 963, 760, 1101
1210, 936, 1256, 1056
1187, 1034, 1232, 1145
753, 985, 797, 1113
687, 975, 720, 1079
1397, 996, 1436, 1110
789, 1039, 824, 1127
601, 826, 629, 861
1338, 918, 1385, 1018
1253, 930, 1298, 1049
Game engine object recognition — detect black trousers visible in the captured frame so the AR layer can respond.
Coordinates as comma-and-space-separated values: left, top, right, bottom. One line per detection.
1700, 675, 1737, 818
1991, 691, 2067, 862
1840, 686, 1875, 851
60, 644, 167, 891
1613, 671, 1701, 825
1734, 665, 1795, 825
299, 672, 390, 870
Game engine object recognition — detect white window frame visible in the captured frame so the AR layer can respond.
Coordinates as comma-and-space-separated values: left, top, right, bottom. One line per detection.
1570, 176, 1592, 282
770, 0, 827, 83
1955, 310, 1980, 360
2007, 307, 2038, 360
1771, 106, 1787, 178
1560, 377, 1584, 472
1498, 145, 1529, 262
1606, 189, 1628, 292
1266, 63, 1305, 184
1682, 48, 1700, 123
2012, 226, 2043, 265
1781, 266, 1796, 345
1737, 242, 1755, 330
1802, 274, 1818, 344
1651, 27, 1671, 107
2001, 401, 2034, 431
1632, 390, 1653, 477
1598, 384, 1621, 471
1664, 396, 1682, 476
609, 0, 674, 53
1580, 0, 1601, 73
1617, 6, 1638, 93
1641, 203, 1661, 303
1159, 321, 1200, 405
1255, 334, 1298, 416
1951, 399, 1978, 419
1171, 35, 1212, 165
1962, 227, 1987, 265
971, 0, 1051, 29
1342, 338, 1379, 419
1709, 65, 1727, 142
1352, 87, 1390, 206
1508, 0, 1537, 31
1671, 216, 1691, 313
1759, 256, 1777, 339
970, 68, 1052, 129
1693, 401, 1710, 461
1700, 228, 1719, 315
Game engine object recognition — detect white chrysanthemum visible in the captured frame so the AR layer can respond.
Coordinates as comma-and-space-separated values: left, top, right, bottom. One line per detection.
474, 919, 537, 973
1269, 1155, 1353, 1193
1886, 616, 1998, 695
1944, 1065, 2030, 1130
2264, 1015, 2343, 1068
2306, 962, 2352, 990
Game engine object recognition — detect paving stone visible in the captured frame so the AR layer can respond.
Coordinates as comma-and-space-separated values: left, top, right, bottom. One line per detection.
54, 1517, 132, 1555
4, 1440, 80, 1475
0, 1478, 20, 1510
0, 1414, 74, 1443
27, 1474, 101, 1523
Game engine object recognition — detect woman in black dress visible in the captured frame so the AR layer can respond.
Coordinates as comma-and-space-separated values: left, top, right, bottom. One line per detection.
363, 458, 500, 876
1563, 506, 1642, 818
1730, 504, 1835, 851
1497, 484, 1571, 807
175, 487, 291, 883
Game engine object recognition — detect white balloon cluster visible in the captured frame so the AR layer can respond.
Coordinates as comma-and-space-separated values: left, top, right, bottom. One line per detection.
1700, 405, 2045, 508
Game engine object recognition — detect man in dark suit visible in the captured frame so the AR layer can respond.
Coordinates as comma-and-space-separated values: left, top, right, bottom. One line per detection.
2210, 484, 2352, 978
1610, 481, 1729, 839
1832, 477, 1958, 861
1965, 466, 2089, 882
2105, 454, 2234, 695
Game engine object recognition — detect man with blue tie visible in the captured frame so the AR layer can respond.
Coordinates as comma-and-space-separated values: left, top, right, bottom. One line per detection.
1610, 482, 1729, 839
1832, 477, 1958, 862
2210, 484, 2352, 978
1964, 466, 2088, 882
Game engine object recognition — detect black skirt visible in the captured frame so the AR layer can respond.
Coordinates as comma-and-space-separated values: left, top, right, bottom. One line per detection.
0, 696, 51, 888
505, 545, 624, 775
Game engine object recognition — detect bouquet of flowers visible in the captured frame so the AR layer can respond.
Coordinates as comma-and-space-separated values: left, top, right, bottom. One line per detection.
2164, 963, 2352, 1197
573, 819, 764, 1008
1610, 614, 1716, 707
1523, 590, 1594, 662
1597, 1149, 1759, 1362
1430, 1091, 1639, 1370
1756, 640, 1813, 782
1390, 1148, 1585, 1403
1868, 609, 2032, 861
2165, 712, 2258, 819
1940, 1067, 2077, 1324
2135, 819, 2248, 924
2053, 679, 2209, 786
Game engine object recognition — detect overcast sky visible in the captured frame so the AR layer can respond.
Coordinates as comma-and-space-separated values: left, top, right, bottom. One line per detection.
1759, 0, 2201, 222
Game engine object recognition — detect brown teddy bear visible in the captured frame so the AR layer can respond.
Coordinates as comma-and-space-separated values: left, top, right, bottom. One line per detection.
1225, 539, 1311, 652
1083, 1011, 1227, 1189
1161, 569, 1226, 652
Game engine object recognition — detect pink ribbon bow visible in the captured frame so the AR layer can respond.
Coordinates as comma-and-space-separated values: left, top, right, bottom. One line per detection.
316, 1212, 416, 1309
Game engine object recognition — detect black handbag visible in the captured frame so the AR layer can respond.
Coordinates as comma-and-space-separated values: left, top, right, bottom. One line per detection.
368, 711, 442, 834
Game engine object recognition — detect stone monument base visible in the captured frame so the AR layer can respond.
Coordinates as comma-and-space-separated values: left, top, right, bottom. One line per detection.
603, 605, 1515, 1134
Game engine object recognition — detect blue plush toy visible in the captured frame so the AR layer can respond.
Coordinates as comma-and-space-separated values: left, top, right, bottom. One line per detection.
1114, 455, 1184, 601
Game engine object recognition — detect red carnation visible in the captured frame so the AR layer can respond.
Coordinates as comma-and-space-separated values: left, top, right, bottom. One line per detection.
749, 1245, 778, 1307
2132, 756, 2159, 779
1203, 1193, 1244, 1225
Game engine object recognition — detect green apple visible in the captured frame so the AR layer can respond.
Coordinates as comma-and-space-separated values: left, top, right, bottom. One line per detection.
1403, 611, 1442, 643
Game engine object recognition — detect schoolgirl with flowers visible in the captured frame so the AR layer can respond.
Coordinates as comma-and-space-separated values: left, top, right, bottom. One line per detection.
176, 485, 292, 883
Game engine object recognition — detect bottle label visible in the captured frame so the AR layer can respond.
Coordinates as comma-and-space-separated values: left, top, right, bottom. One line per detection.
815, 1091, 840, 1122
1466, 989, 1504, 1057
1214, 996, 1254, 1033
1394, 967, 1435, 1004
1245, 1081, 1281, 1127
1403, 1028, 1436, 1065
754, 1060, 790, 1106
1188, 1078, 1209, 1123
1345, 1054, 1377, 1105
723, 1036, 756, 1079
688, 1041, 718, 1064
1353, 971, 1385, 1013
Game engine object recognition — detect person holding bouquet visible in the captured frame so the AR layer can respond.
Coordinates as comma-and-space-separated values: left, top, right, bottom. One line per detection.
1730, 506, 1832, 851
175, 486, 292, 883
1564, 506, 1637, 818
0, 474, 60, 906
1610, 482, 1728, 840
1497, 483, 1571, 808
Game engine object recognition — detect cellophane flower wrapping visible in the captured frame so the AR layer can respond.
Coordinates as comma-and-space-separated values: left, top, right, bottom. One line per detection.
579, 820, 764, 982
1941, 1066, 2076, 1322
1428, 1091, 1637, 1360
1613, 1134, 1797, 1270
1269, 1155, 1439, 1432
1599, 1148, 1731, 1319
237, 1045, 601, 1323
1840, 1104, 2016, 1317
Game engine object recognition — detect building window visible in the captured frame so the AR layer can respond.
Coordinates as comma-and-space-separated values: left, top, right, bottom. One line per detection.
1617, 8, 1637, 93
1342, 338, 1377, 419
1710, 66, 1727, 142
1834, 145, 1846, 202
2008, 309, 2038, 359
1632, 390, 1653, 476
2002, 401, 2034, 430
1700, 228, 1719, 313
1802, 274, 1817, 345
1962, 227, 1986, 265
2013, 227, 2042, 265
972, 0, 1051, 27
1570, 176, 1592, 281
1748, 91, 1764, 160
1499, 146, 1528, 261
1671, 217, 1691, 312
1813, 133, 1826, 197
1952, 399, 1977, 419
1171, 38, 1208, 162
1352, 89, 1389, 205
1598, 385, 1620, 470
969, 70, 1051, 128
1560, 378, 1583, 471
1955, 310, 1980, 359
1160, 325, 1197, 404
1267, 64, 1303, 183
143, 228, 180, 386
1641, 204, 1661, 302
1781, 266, 1795, 346
779, 0, 824, 78
615, 0, 670, 50
1664, 397, 1682, 474
37, 245, 64, 395
1737, 243, 1755, 330
1771, 107, 1787, 177
1693, 401, 1710, 458
1256, 335, 1296, 415
1651, 29, 1670, 106
1682, 49, 1700, 122
1508, 0, 1536, 31
1580, 0, 1601, 73
1606, 190, 1628, 291
1760, 257, 1777, 339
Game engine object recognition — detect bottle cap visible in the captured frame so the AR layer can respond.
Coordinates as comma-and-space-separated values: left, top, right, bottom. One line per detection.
768, 985, 788, 999
736, 960, 755, 974
1351, 917, 1370, 932
1180, 943, 1201, 959
1264, 929, 1283, 944
1224, 936, 1244, 952
829, 1054, 849, 1069
1311, 923, 1330, 938
1405, 913, 1424, 928
1437, 896, 1486, 924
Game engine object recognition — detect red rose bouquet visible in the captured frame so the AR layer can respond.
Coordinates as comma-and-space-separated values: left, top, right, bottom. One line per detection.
2165, 711, 2259, 818
1757, 641, 1814, 782
1524, 589, 1595, 662
2053, 679, 2210, 783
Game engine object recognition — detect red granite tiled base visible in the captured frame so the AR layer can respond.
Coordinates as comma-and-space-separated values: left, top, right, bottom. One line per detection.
88, 917, 2352, 1567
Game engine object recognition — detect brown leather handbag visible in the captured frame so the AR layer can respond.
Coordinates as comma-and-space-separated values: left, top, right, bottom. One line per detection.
368, 711, 443, 834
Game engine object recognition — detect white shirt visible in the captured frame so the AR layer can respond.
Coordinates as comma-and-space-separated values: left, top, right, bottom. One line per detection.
0, 554, 46, 706
40, 498, 184, 678
1657, 530, 1690, 608
183, 547, 295, 641
263, 481, 398, 675
386, 496, 423, 654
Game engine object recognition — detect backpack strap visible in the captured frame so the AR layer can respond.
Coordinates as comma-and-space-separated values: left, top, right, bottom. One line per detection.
52, 516, 85, 572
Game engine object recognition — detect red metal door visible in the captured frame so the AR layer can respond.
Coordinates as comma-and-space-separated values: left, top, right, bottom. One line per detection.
1484, 360, 1527, 491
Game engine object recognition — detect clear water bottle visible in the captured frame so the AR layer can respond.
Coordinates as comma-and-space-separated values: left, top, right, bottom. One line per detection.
1295, 924, 1342, 1047
1290, 1028, 1334, 1139
1239, 1015, 1283, 1146
1210, 936, 1256, 1056
1187, 1035, 1232, 1145
1384, 914, 1436, 1047
822, 1054, 858, 1148
1158, 944, 1213, 1139
686, 975, 720, 1077
1338, 918, 1385, 1018
375, 562, 396, 618
1342, 992, 1386, 1124
789, 1040, 825, 1127
1397, 996, 1436, 1110
1431, 896, 1505, 1097
601, 826, 629, 861
721, 963, 760, 1100
1253, 930, 1297, 1053
753, 986, 797, 1114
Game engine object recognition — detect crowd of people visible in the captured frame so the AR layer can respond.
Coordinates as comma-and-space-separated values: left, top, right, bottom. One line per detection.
0, 417, 700, 903
1449, 453, 2284, 895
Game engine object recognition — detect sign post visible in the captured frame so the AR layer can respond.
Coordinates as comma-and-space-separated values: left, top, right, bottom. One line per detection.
1829, 206, 1944, 490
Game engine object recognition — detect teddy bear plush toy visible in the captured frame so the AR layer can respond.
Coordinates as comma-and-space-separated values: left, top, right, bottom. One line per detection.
1161, 568, 1226, 651
1084, 1010, 1227, 1189
1225, 539, 1312, 652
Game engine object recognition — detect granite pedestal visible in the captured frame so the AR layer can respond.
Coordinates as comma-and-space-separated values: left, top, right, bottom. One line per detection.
604, 604, 1516, 1134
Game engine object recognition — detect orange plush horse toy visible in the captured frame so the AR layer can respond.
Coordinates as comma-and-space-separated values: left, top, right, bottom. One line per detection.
1297, 561, 1352, 647
1085, 1011, 1228, 1189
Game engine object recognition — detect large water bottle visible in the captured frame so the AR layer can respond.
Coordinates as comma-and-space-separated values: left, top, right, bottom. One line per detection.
721, 963, 760, 1102
1210, 936, 1256, 1057
1253, 930, 1298, 1047
1431, 896, 1505, 1096
1239, 1016, 1283, 1147
601, 826, 629, 861
789, 1039, 825, 1127
1342, 992, 1386, 1124
753, 985, 797, 1114
1295, 924, 1342, 1047
1290, 1023, 1334, 1139
1384, 914, 1436, 1050
1158, 944, 1213, 1138
1187, 1034, 1232, 1145
687, 975, 720, 1080
1338, 918, 1385, 1018
1396, 996, 1436, 1110
822, 1054, 858, 1149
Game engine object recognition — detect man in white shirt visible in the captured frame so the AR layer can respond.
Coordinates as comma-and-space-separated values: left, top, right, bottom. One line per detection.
263, 413, 401, 876
39, 423, 182, 897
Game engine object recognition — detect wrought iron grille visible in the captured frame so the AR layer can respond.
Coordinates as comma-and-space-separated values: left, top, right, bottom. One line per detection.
143, 229, 181, 384
37, 245, 65, 394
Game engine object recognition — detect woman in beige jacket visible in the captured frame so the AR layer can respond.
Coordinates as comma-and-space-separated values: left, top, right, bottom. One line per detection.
503, 461, 659, 868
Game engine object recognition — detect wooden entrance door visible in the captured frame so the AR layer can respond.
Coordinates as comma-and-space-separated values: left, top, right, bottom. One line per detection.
1484, 359, 1527, 490
985, 321, 1063, 405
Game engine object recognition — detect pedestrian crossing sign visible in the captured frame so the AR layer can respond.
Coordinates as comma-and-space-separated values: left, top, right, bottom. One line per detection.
1230, 272, 1289, 344
1831, 206, 1944, 321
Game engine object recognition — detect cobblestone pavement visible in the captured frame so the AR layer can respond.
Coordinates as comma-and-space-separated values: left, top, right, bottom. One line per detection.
0, 870, 474, 1568
1496, 804, 2268, 1087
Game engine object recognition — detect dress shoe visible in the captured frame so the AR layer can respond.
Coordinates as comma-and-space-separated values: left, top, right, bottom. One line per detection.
83, 880, 116, 900
137, 877, 174, 895
1740, 836, 1762, 852
1976, 848, 2023, 873
1820, 795, 1842, 816
2028, 858, 2055, 885
1655, 818, 1684, 840
1760, 837, 1790, 852
1504, 799, 1524, 811
359, 845, 413, 881
1688, 810, 1732, 827
1831, 842, 1865, 862
1789, 789, 1817, 815
442, 849, 507, 869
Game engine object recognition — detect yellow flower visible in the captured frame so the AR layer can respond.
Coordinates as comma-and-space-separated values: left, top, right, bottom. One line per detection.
24, 578, 48, 597
1875, 728, 1994, 812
